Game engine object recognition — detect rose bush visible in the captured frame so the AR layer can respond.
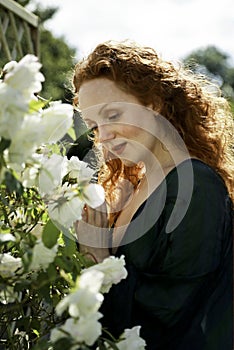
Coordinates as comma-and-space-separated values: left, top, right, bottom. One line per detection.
0, 55, 146, 349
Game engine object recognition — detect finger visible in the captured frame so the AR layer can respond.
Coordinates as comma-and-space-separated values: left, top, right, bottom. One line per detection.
95, 201, 109, 227
86, 206, 103, 227
99, 202, 110, 227
86, 203, 109, 228
81, 205, 88, 222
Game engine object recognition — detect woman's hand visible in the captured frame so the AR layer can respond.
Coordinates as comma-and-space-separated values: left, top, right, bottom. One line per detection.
74, 202, 111, 262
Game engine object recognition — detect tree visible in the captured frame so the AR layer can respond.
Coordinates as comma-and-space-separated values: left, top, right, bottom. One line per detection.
39, 29, 76, 103
30, 1, 77, 103
0, 0, 77, 103
183, 46, 234, 101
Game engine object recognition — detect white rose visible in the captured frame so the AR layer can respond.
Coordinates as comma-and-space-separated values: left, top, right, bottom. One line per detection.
38, 154, 65, 195
7, 114, 43, 165
22, 165, 39, 188
117, 326, 146, 350
41, 101, 73, 143
50, 327, 65, 343
0, 286, 20, 304
63, 156, 95, 182
0, 233, 15, 242
50, 313, 102, 347
4, 54, 45, 98
83, 255, 127, 293
79, 268, 104, 293
0, 253, 22, 278
56, 270, 104, 318
0, 83, 27, 140
29, 240, 58, 271
74, 313, 102, 346
82, 183, 105, 209
3, 60, 17, 72
30, 223, 44, 240
47, 183, 84, 229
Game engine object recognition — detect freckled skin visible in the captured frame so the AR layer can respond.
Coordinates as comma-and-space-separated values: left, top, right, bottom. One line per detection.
78, 78, 161, 167
76, 78, 194, 263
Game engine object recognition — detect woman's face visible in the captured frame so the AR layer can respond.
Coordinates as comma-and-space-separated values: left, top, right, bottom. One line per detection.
78, 78, 159, 166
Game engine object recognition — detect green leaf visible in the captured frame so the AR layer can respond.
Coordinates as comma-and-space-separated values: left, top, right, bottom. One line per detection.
54, 256, 74, 273
53, 337, 73, 350
46, 263, 57, 282
42, 220, 60, 248
32, 329, 40, 337
22, 250, 33, 271
0, 137, 11, 153
37, 284, 51, 302
31, 338, 52, 350
28, 99, 48, 113
67, 126, 76, 141
4, 171, 23, 195
62, 233, 77, 256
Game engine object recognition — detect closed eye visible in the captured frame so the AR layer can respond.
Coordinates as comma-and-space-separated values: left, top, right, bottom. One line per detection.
89, 125, 98, 132
108, 113, 120, 121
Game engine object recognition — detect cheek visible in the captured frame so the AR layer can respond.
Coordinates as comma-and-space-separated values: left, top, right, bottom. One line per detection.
120, 125, 142, 138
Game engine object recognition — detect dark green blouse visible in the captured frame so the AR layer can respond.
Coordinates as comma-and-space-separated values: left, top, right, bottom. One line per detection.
100, 159, 233, 350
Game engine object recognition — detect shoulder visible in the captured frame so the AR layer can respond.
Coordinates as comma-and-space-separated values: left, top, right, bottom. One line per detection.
166, 158, 229, 199
147, 158, 231, 226
162, 159, 232, 233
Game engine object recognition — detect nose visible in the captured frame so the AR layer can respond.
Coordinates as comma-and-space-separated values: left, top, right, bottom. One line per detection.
97, 124, 115, 143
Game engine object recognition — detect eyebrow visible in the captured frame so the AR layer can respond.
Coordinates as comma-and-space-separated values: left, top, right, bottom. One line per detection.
98, 103, 109, 115
83, 102, 115, 122
82, 103, 109, 124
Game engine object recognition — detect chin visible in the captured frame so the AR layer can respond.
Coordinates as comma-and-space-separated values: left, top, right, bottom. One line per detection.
121, 157, 139, 167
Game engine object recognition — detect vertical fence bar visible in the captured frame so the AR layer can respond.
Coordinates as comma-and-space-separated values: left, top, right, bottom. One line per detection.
0, 0, 39, 63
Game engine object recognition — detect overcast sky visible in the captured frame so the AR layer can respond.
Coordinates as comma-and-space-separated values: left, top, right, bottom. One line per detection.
33, 0, 234, 64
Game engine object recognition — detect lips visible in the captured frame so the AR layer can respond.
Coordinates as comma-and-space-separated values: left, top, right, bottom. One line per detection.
111, 142, 127, 155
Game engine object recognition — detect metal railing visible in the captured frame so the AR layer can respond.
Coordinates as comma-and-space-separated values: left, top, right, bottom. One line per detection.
0, 0, 39, 63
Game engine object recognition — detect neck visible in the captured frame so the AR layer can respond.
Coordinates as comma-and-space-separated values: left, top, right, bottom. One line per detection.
139, 147, 191, 197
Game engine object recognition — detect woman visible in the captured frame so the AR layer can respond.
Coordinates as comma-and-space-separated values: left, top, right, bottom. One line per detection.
73, 40, 233, 349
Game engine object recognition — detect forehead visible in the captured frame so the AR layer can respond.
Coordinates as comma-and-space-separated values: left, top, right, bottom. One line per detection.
78, 78, 140, 111
80, 101, 136, 121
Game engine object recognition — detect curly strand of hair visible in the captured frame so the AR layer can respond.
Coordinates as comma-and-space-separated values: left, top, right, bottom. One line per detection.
73, 40, 234, 203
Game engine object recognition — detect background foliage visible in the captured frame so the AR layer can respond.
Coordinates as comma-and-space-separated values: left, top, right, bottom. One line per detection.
0, 0, 76, 103
0, 1, 233, 348
1, 0, 234, 111
183, 45, 234, 113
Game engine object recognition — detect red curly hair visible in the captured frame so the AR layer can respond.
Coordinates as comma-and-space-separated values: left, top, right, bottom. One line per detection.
73, 40, 234, 211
